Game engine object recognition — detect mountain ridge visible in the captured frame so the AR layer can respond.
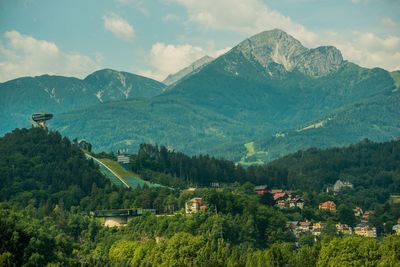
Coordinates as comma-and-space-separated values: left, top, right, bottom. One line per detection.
0, 69, 166, 134
2, 29, 398, 163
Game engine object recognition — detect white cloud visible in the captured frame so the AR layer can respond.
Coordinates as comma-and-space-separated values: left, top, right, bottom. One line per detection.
0, 31, 101, 82
138, 43, 231, 80
163, 13, 180, 22
173, 0, 400, 71
211, 47, 231, 57
172, 0, 318, 46
381, 17, 397, 28
103, 13, 135, 41
326, 31, 400, 71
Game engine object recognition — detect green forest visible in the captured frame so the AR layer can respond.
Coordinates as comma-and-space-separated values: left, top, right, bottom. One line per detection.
0, 128, 399, 266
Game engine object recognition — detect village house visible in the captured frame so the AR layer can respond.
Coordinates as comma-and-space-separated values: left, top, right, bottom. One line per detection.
392, 218, 400, 235
271, 190, 304, 209
254, 185, 268, 195
336, 224, 352, 235
353, 207, 363, 217
392, 224, 400, 235
311, 222, 325, 236
319, 201, 336, 212
354, 223, 377, 238
185, 198, 207, 214
362, 210, 374, 222
289, 197, 304, 209
333, 179, 354, 192
273, 192, 288, 201
298, 220, 313, 232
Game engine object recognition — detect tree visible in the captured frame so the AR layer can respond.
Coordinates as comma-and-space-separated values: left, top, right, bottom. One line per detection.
337, 204, 357, 226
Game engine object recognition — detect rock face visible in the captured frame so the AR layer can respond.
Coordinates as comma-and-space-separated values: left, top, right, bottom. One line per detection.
163, 56, 214, 85
85, 69, 166, 101
295, 46, 344, 76
235, 29, 343, 77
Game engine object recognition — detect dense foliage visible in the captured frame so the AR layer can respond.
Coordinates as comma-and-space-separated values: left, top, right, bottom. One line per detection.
130, 143, 288, 188
1, 128, 399, 266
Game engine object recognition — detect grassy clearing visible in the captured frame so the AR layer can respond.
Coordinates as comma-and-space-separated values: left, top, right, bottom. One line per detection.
238, 142, 266, 166
390, 71, 400, 89
244, 142, 256, 156
98, 158, 159, 188
390, 195, 400, 205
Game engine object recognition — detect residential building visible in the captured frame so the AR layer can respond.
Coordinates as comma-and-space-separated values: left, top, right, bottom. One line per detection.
319, 201, 336, 212
185, 198, 203, 214
298, 220, 313, 232
392, 224, 400, 235
289, 197, 304, 209
353, 207, 363, 217
362, 211, 374, 221
336, 224, 352, 235
333, 180, 353, 192
354, 224, 377, 238
254, 185, 268, 195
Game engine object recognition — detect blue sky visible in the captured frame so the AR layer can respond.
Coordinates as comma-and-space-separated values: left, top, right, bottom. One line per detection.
0, 0, 399, 82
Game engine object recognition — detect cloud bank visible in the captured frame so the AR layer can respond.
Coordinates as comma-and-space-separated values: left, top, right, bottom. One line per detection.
103, 13, 135, 41
0, 31, 101, 82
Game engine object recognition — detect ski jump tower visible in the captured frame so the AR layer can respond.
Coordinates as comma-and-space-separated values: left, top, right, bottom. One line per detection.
31, 112, 53, 129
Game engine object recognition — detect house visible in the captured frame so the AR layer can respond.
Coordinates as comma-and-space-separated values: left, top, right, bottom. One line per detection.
289, 197, 304, 209
273, 192, 288, 201
392, 224, 400, 235
354, 223, 377, 238
353, 207, 363, 217
362, 211, 374, 221
336, 224, 352, 235
286, 221, 299, 230
319, 201, 336, 212
185, 198, 203, 214
333, 180, 353, 192
311, 222, 325, 236
254, 185, 268, 195
276, 200, 286, 209
298, 220, 313, 232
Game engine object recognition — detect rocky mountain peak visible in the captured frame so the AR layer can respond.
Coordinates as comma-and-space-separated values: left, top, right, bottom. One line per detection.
234, 29, 343, 77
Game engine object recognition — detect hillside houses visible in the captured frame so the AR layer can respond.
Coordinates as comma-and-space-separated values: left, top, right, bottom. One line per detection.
319, 201, 336, 212
326, 179, 353, 193
287, 220, 377, 239
254, 185, 268, 195
185, 198, 207, 214
354, 223, 377, 238
272, 189, 304, 209
333, 180, 353, 192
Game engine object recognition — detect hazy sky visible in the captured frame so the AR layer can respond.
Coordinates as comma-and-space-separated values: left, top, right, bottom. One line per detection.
0, 0, 399, 82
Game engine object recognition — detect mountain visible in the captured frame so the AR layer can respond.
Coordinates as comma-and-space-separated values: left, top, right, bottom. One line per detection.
49, 29, 398, 160
0, 69, 166, 134
162, 55, 214, 85
237, 90, 400, 164
85, 69, 166, 101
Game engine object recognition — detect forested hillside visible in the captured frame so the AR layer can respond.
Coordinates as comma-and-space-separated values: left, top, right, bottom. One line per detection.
1, 128, 399, 266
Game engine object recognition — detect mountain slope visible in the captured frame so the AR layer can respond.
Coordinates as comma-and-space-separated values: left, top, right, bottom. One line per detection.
0, 69, 166, 134
163, 55, 214, 85
237, 90, 400, 163
51, 30, 398, 159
